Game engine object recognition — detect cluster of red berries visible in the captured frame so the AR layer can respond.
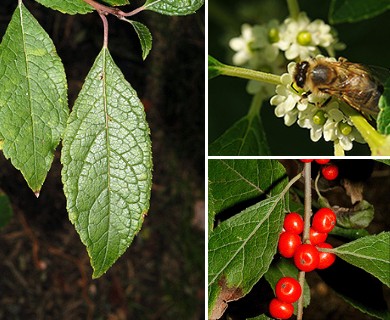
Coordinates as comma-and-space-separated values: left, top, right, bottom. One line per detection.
270, 208, 337, 319
299, 159, 339, 181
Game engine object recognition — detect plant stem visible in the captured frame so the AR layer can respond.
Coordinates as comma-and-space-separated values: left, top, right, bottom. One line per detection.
286, 0, 300, 19
99, 12, 109, 48
297, 161, 312, 320
339, 104, 390, 155
82, 0, 146, 17
248, 91, 265, 118
218, 64, 282, 85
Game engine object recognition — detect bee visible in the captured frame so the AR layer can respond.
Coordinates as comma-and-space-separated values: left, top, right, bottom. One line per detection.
293, 57, 385, 117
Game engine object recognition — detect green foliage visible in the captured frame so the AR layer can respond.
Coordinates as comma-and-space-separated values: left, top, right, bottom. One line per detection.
61, 48, 152, 278
329, 0, 390, 23
208, 160, 390, 319
0, 3, 68, 193
208, 55, 223, 79
145, 0, 204, 15
208, 159, 289, 319
377, 77, 390, 135
127, 21, 152, 60
34, 0, 129, 15
331, 232, 390, 287
0, 0, 202, 277
209, 113, 270, 156
0, 193, 12, 228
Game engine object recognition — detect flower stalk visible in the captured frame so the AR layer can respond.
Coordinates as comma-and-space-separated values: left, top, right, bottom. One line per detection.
217, 63, 282, 85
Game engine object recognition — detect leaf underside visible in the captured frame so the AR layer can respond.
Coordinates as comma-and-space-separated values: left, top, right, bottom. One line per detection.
0, 4, 68, 192
34, 0, 129, 15
145, 0, 204, 15
61, 48, 152, 278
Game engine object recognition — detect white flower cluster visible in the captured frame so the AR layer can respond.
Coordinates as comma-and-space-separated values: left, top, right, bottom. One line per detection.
229, 12, 344, 70
229, 11, 361, 152
270, 62, 364, 151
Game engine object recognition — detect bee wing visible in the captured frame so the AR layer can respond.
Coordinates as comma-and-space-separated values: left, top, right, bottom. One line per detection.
321, 62, 381, 116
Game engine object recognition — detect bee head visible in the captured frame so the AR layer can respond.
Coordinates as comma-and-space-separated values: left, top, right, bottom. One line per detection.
294, 61, 310, 88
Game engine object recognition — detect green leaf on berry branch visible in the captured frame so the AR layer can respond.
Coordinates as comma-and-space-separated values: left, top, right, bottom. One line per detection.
61, 48, 152, 278
144, 0, 204, 16
208, 159, 287, 214
330, 232, 390, 286
34, 0, 129, 15
0, 3, 68, 193
208, 160, 290, 319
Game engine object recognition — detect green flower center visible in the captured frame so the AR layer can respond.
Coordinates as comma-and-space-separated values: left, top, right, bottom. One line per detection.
313, 110, 327, 125
268, 28, 280, 43
297, 31, 312, 46
339, 122, 353, 135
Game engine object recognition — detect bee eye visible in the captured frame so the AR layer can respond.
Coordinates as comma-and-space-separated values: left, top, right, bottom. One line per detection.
294, 61, 309, 88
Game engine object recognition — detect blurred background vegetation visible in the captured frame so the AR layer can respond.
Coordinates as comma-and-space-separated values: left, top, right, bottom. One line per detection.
209, 0, 390, 155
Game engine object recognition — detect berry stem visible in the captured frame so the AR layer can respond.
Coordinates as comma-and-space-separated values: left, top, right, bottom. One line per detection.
297, 161, 312, 320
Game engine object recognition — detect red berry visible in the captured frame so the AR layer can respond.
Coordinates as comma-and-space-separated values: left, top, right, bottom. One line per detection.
309, 227, 328, 245
275, 277, 302, 303
315, 159, 330, 164
294, 244, 320, 272
300, 159, 313, 163
317, 242, 336, 269
283, 213, 304, 234
322, 164, 339, 180
269, 298, 294, 319
312, 208, 337, 233
278, 231, 301, 258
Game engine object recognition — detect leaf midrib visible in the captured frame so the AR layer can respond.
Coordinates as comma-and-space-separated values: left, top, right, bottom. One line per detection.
19, 4, 38, 188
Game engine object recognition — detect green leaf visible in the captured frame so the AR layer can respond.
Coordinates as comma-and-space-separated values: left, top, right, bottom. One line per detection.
34, 0, 129, 15
334, 200, 374, 229
247, 315, 273, 320
144, 0, 204, 16
208, 55, 224, 79
209, 115, 271, 156
329, 0, 390, 24
264, 258, 310, 309
61, 48, 152, 278
127, 20, 152, 60
0, 4, 68, 193
376, 159, 390, 166
331, 232, 390, 286
208, 159, 288, 214
208, 195, 287, 319
208, 184, 216, 237
330, 225, 370, 240
377, 77, 390, 134
208, 160, 292, 319
0, 192, 13, 228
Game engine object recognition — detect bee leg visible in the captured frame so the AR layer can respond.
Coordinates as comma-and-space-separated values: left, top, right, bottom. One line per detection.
319, 96, 332, 108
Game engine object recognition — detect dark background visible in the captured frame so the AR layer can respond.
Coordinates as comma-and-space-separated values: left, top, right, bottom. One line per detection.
0, 0, 205, 319
209, 0, 390, 155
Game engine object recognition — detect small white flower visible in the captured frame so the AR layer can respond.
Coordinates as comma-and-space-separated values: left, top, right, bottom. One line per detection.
276, 12, 343, 60
269, 61, 365, 151
229, 20, 282, 68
